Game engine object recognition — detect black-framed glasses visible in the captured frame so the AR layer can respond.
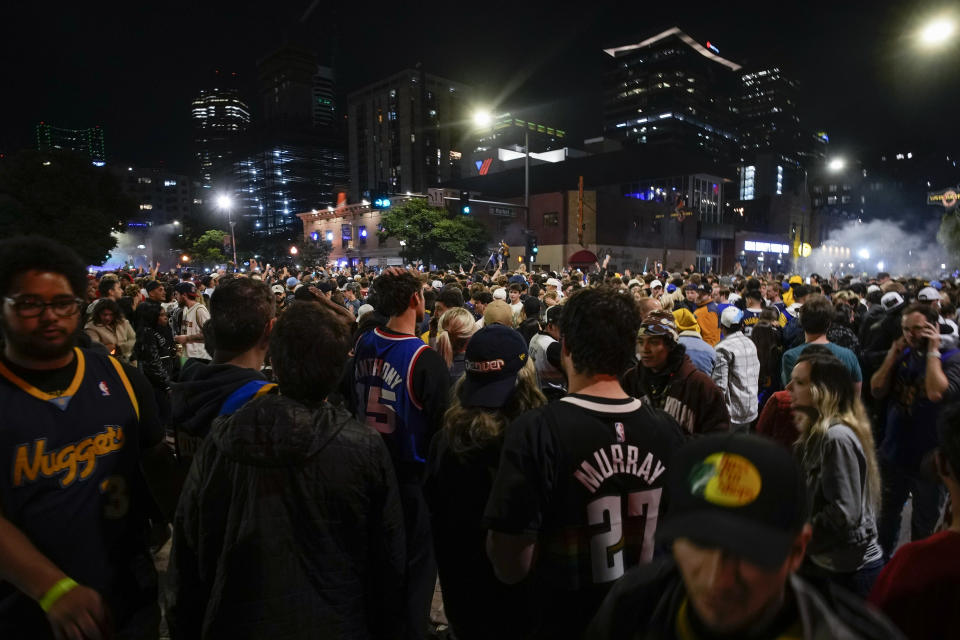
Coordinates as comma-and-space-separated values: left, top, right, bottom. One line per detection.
3, 296, 84, 318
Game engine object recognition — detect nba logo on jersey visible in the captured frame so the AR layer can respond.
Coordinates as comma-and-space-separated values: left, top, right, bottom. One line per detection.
98, 381, 110, 397
615, 422, 625, 443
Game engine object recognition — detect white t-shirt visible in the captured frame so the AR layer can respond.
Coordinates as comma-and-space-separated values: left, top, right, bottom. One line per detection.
182, 302, 212, 360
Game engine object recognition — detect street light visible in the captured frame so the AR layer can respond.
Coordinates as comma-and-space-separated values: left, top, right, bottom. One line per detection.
473, 107, 531, 218
828, 157, 846, 172
289, 246, 298, 256
919, 16, 956, 48
217, 193, 238, 268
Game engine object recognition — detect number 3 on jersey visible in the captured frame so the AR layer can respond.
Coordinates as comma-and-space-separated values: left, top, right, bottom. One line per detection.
586, 488, 662, 583
365, 386, 397, 434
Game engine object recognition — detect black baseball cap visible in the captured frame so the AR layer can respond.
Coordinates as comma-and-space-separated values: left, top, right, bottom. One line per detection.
145, 280, 163, 292
175, 281, 197, 297
460, 325, 528, 408
656, 433, 807, 569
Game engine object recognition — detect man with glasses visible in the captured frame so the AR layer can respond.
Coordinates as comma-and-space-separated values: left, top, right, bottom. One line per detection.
0, 236, 165, 639
622, 310, 730, 436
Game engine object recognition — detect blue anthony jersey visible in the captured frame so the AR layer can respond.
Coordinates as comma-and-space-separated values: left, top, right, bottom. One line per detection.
354, 327, 431, 465
0, 348, 152, 633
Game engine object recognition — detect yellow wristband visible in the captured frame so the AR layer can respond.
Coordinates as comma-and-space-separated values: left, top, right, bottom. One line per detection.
39, 578, 78, 613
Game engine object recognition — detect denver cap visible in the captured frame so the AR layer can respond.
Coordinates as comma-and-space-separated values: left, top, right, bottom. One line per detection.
460, 325, 528, 408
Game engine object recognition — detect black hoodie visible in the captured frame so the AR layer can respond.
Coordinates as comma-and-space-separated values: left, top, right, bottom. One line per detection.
170, 358, 271, 463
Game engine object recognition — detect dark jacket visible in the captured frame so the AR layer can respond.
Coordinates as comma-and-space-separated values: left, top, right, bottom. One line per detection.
622, 353, 730, 436
517, 317, 540, 345
170, 359, 269, 463
168, 394, 406, 640
133, 326, 179, 392
587, 558, 905, 640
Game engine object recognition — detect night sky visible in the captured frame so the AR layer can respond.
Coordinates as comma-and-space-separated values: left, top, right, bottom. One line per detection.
3, 0, 958, 175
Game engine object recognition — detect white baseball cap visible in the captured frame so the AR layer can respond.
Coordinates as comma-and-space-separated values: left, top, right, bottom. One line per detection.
720, 306, 744, 328
545, 278, 562, 288
431, 280, 443, 289
881, 291, 904, 311
492, 288, 507, 300
866, 284, 881, 294
918, 287, 941, 302
649, 279, 663, 289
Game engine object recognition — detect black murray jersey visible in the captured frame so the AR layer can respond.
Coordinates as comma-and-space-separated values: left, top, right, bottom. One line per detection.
483, 393, 684, 638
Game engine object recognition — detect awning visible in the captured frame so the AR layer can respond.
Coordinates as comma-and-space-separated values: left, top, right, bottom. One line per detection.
568, 249, 598, 265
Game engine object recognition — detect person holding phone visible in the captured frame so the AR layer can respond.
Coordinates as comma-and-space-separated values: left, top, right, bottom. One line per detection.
870, 302, 960, 559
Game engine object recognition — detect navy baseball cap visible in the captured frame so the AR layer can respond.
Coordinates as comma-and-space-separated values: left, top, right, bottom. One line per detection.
460, 325, 529, 408
656, 433, 807, 569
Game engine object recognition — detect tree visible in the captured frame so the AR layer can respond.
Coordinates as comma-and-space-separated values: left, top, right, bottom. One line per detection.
190, 230, 227, 266
378, 198, 490, 267
0, 150, 136, 265
938, 211, 960, 256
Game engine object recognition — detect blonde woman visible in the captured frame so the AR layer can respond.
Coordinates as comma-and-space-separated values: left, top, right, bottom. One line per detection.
435, 306, 478, 383
425, 326, 546, 640
787, 348, 884, 597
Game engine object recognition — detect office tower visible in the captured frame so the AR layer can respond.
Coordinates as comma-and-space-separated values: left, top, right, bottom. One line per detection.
348, 68, 473, 201
192, 70, 251, 187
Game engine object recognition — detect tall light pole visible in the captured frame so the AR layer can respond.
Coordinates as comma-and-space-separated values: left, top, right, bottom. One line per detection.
473, 108, 530, 217
216, 194, 237, 267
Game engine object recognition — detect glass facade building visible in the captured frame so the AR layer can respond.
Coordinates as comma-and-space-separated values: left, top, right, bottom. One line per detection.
36, 123, 105, 164
602, 28, 741, 165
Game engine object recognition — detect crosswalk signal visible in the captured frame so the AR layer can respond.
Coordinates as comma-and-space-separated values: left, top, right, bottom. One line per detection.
460, 190, 471, 215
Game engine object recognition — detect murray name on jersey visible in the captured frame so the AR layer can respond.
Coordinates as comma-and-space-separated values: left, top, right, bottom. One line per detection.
573, 444, 667, 494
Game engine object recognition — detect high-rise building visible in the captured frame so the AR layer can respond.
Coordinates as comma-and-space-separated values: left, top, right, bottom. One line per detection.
36, 123, 105, 164
192, 71, 251, 187
225, 43, 348, 239
348, 69, 473, 201
313, 65, 337, 129
258, 45, 316, 126
112, 166, 194, 227
602, 27, 741, 165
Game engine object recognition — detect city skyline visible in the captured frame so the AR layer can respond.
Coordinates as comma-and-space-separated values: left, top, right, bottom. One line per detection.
3, 0, 958, 176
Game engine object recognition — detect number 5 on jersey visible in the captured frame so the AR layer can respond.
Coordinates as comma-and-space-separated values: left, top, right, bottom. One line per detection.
365, 387, 397, 434
587, 488, 662, 583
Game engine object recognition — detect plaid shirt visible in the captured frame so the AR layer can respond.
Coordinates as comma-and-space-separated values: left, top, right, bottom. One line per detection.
712, 331, 760, 424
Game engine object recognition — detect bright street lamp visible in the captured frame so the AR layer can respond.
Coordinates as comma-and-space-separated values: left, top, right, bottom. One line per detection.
289, 246, 298, 256
216, 193, 238, 268
472, 106, 531, 217
472, 110, 493, 128
828, 157, 846, 172
919, 17, 956, 48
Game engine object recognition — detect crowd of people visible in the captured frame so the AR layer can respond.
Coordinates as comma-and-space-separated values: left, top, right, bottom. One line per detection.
1, 233, 958, 639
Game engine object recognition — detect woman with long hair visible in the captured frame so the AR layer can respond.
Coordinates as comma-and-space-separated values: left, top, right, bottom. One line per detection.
133, 301, 180, 424
85, 298, 136, 361
434, 306, 478, 383
787, 351, 884, 597
425, 325, 547, 640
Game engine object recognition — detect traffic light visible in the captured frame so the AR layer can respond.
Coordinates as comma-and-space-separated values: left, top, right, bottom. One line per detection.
526, 234, 539, 263
373, 195, 391, 209
460, 190, 471, 215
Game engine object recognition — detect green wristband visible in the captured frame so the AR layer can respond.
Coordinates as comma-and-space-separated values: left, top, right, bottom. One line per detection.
39, 577, 78, 613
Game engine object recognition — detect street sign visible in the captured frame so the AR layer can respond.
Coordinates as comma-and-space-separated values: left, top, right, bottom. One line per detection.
928, 187, 959, 209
